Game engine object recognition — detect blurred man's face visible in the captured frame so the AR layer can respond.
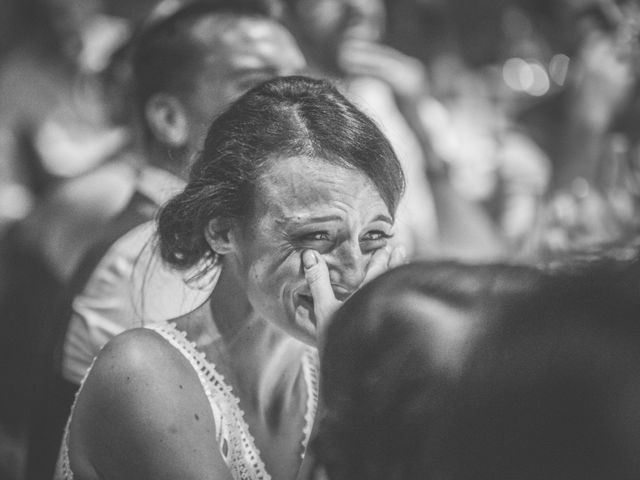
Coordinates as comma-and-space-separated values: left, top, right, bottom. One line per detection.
285, 0, 385, 74
181, 17, 306, 153
294, 0, 386, 47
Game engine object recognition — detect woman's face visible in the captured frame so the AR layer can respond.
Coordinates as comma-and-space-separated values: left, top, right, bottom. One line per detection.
229, 155, 393, 345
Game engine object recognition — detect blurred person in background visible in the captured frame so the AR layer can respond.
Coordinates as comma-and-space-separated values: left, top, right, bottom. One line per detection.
0, 1, 131, 476
281, 0, 507, 261
381, 0, 553, 253
511, 0, 640, 260
12, 36, 141, 288
8, 0, 256, 287
418, 0, 640, 259
0, 0, 130, 231
0, 0, 209, 300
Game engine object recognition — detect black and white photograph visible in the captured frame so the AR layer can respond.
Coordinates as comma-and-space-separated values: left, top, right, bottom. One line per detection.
1, 0, 640, 478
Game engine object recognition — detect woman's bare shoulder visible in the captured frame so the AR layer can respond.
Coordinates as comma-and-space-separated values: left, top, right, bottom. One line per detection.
91, 327, 182, 381
69, 327, 233, 479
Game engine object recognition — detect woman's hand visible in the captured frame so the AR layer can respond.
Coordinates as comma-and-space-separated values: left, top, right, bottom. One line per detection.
302, 246, 405, 346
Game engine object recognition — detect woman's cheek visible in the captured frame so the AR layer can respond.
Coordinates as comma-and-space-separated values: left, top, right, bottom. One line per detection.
268, 252, 304, 287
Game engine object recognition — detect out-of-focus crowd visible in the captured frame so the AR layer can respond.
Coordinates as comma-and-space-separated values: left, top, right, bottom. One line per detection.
1, 0, 640, 478
2, 0, 640, 272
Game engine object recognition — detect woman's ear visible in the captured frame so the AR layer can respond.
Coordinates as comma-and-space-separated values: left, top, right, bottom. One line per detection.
145, 93, 189, 147
205, 218, 237, 256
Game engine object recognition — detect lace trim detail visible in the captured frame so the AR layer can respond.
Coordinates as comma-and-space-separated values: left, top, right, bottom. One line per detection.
301, 348, 319, 455
57, 358, 99, 480
147, 323, 271, 480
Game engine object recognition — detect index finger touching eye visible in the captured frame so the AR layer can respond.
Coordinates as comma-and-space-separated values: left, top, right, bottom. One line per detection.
303, 250, 343, 337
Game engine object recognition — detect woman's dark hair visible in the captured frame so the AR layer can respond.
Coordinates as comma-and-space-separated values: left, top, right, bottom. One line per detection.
315, 260, 543, 480
157, 75, 405, 270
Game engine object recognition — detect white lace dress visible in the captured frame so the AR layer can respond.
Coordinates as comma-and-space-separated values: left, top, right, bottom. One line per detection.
54, 322, 319, 480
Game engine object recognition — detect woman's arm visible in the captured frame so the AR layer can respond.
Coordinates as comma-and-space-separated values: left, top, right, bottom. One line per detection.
67, 328, 233, 480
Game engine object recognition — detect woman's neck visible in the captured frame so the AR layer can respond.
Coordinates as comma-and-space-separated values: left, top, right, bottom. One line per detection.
208, 263, 256, 342
175, 264, 310, 477
187, 264, 299, 405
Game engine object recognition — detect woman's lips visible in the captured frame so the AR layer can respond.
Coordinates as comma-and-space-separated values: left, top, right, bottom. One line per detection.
296, 293, 316, 326
298, 294, 314, 309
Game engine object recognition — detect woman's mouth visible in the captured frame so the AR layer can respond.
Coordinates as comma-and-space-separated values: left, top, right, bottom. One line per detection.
298, 293, 314, 310
295, 293, 316, 325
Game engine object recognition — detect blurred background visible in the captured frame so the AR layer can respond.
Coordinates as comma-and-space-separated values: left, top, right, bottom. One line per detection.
2, 0, 640, 258
2, 0, 640, 477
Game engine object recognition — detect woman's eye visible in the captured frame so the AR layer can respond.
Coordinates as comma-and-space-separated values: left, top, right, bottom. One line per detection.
362, 231, 389, 241
360, 231, 392, 251
304, 231, 331, 242
295, 231, 334, 254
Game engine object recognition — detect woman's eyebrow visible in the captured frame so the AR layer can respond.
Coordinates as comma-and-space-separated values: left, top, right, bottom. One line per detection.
282, 215, 344, 226
372, 214, 393, 224
281, 214, 393, 227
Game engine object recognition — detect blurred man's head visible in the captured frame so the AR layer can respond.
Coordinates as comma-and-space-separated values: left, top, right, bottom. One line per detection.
132, 0, 306, 175
281, 0, 385, 72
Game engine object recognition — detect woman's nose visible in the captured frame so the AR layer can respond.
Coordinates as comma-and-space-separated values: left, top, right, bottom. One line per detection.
324, 242, 368, 296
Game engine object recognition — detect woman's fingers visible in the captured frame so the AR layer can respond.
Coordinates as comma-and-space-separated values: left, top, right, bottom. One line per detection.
362, 247, 390, 285
388, 245, 407, 270
303, 249, 333, 302
363, 245, 407, 286
303, 250, 341, 333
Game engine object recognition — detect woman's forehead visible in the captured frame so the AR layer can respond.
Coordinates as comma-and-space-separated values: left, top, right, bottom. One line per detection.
258, 156, 374, 193
253, 156, 388, 216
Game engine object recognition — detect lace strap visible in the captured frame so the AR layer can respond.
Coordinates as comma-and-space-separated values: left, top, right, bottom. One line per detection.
55, 357, 99, 480
301, 348, 319, 455
146, 323, 271, 480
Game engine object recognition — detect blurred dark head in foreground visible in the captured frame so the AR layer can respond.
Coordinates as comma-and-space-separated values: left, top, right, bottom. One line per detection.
440, 257, 640, 480
316, 256, 640, 479
316, 261, 541, 479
